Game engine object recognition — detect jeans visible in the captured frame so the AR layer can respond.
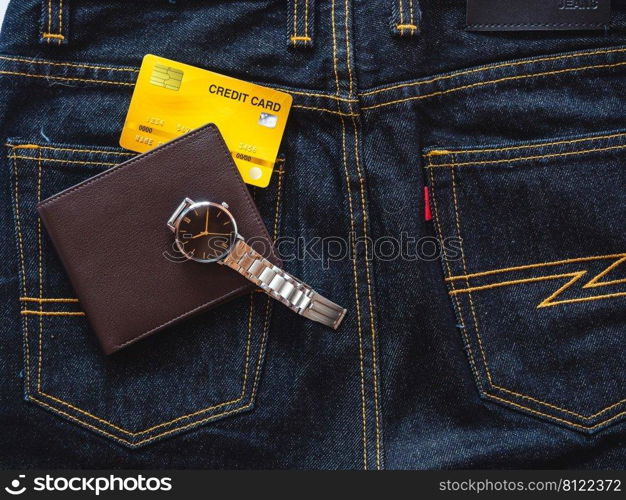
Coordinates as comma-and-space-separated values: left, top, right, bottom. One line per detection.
0, 0, 624, 469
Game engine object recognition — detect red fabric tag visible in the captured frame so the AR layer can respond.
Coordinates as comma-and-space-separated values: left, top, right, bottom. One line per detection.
424, 186, 432, 221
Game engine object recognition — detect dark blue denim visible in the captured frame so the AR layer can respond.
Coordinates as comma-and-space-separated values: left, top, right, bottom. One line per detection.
0, 0, 625, 469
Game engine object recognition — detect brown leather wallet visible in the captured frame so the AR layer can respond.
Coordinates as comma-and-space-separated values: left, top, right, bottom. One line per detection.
37, 124, 281, 354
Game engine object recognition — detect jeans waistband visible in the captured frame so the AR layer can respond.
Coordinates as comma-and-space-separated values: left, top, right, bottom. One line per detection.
2, 1, 626, 99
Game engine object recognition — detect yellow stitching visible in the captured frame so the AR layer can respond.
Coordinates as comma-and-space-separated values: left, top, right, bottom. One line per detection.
483, 392, 626, 431
398, 0, 404, 26
41, 33, 65, 40
331, 0, 367, 470
450, 271, 626, 309
447, 253, 626, 281
272, 159, 284, 241
292, 104, 359, 116
25, 149, 284, 442
11, 149, 30, 392
345, 0, 381, 468
450, 273, 583, 295
7, 143, 134, 156
29, 394, 252, 447
427, 143, 626, 168
11, 156, 119, 166
545, 291, 626, 306
276, 88, 358, 102
362, 60, 626, 110
0, 73, 355, 108
35, 269, 254, 436
47, 0, 52, 36
37, 152, 43, 392
22, 310, 85, 316
352, 112, 382, 468
427, 157, 482, 391
20, 297, 79, 303
59, 0, 63, 36
38, 296, 277, 448
0, 70, 135, 87
35, 298, 253, 437
448, 263, 626, 304
293, 0, 298, 38
447, 172, 626, 422
424, 132, 626, 157
396, 24, 418, 30
11, 154, 28, 300
35, 298, 250, 435
538, 273, 591, 308
0, 57, 349, 99
450, 161, 494, 386
7, 144, 39, 150
345, 0, 354, 97
0, 55, 139, 73
408, 0, 414, 25
361, 46, 626, 97
305, 0, 309, 38
585, 255, 626, 287
290, 36, 312, 41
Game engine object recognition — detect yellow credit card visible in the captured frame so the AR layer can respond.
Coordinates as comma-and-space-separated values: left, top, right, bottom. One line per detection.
120, 54, 292, 187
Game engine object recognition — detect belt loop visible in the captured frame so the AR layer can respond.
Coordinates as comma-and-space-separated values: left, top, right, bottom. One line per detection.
39, 0, 70, 45
391, 0, 421, 37
288, 0, 314, 48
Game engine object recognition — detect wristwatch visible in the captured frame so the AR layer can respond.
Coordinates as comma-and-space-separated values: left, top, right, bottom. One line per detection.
167, 198, 346, 329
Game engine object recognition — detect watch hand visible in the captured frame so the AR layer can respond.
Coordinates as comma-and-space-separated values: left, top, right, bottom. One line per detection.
191, 231, 228, 239
205, 208, 209, 233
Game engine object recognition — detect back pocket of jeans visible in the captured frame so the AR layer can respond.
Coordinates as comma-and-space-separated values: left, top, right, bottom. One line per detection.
7, 139, 284, 447
424, 130, 626, 434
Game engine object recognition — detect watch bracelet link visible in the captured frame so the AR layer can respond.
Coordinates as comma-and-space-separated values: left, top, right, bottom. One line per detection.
221, 239, 347, 329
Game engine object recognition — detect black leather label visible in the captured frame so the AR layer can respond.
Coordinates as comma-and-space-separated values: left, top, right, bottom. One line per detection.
467, 0, 611, 31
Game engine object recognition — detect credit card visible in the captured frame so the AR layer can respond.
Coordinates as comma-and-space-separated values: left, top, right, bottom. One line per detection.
119, 54, 293, 187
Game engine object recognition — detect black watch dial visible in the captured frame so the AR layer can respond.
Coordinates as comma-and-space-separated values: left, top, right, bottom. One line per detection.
176, 202, 237, 262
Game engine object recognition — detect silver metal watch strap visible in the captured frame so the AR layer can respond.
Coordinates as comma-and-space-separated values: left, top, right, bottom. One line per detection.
221, 239, 347, 330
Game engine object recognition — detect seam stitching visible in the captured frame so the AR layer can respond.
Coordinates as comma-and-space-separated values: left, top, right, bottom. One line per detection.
345, 0, 382, 469
362, 59, 626, 110
10, 149, 31, 395
37, 150, 44, 392
426, 143, 626, 168
10, 156, 120, 166
361, 46, 626, 97
292, 0, 298, 41
427, 157, 483, 393
0, 70, 135, 87
22, 311, 84, 316
468, 23, 604, 28
424, 131, 626, 157
447, 253, 626, 281
331, 0, 368, 470
0, 55, 139, 72
450, 162, 495, 393
8, 144, 134, 156
20, 297, 79, 303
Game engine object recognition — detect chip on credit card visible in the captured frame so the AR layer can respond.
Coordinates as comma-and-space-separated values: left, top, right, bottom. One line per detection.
120, 54, 293, 187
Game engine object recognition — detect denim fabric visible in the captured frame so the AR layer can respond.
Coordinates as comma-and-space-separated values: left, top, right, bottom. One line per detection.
0, 0, 625, 469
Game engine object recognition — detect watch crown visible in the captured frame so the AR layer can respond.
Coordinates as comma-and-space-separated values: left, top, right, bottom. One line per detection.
221, 202, 229, 209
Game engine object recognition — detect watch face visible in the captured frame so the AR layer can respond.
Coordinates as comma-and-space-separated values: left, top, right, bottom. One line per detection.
175, 202, 237, 262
